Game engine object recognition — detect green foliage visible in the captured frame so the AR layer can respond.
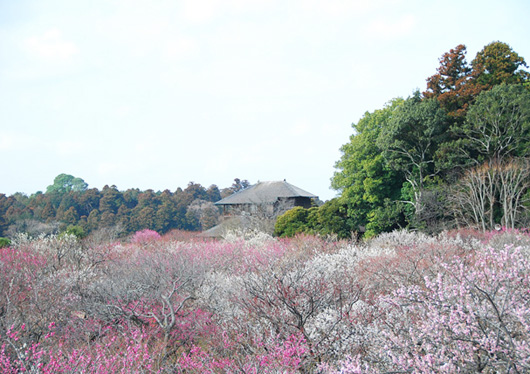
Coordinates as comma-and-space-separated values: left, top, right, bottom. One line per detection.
274, 207, 310, 237
377, 93, 450, 182
471, 41, 529, 88
0, 237, 11, 248
307, 199, 354, 239
376, 94, 451, 224
333, 41, 530, 236
61, 225, 87, 239
274, 199, 355, 239
365, 198, 404, 238
459, 83, 530, 161
437, 83, 530, 171
332, 99, 405, 237
46, 174, 88, 194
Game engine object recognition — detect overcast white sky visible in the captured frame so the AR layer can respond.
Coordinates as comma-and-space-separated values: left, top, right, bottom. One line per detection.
1, 0, 529, 201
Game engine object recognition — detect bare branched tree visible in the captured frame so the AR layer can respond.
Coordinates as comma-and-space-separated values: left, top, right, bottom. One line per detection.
220, 198, 297, 235
449, 158, 530, 230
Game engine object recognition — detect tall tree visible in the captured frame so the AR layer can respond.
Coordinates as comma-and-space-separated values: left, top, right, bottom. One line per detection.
423, 44, 481, 118
205, 185, 222, 202
221, 178, 250, 198
471, 41, 529, 88
424, 42, 529, 119
46, 174, 88, 194
455, 83, 530, 163
99, 185, 124, 215
77, 188, 101, 217
332, 99, 405, 236
377, 93, 450, 221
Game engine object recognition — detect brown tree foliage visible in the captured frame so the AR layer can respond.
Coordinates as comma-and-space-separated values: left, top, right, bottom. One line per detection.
424, 42, 528, 118
424, 44, 484, 118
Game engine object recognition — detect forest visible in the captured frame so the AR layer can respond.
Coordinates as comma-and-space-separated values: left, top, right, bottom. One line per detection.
0, 176, 250, 240
1, 41, 530, 373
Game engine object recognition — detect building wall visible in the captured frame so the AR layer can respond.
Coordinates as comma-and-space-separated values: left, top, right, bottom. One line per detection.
220, 196, 313, 218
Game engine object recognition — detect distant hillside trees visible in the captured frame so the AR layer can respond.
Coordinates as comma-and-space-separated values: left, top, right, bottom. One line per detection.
0, 177, 246, 238
276, 41, 530, 238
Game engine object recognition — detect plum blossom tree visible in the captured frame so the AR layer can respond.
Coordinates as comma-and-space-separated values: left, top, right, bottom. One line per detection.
2, 223, 530, 373
231, 243, 364, 370
380, 244, 530, 373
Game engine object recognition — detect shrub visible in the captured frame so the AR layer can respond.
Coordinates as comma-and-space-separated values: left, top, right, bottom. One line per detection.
0, 237, 11, 248
131, 229, 161, 244
274, 206, 310, 237
60, 225, 86, 239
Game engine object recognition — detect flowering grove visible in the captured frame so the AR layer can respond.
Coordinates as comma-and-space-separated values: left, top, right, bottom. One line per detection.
1, 228, 529, 373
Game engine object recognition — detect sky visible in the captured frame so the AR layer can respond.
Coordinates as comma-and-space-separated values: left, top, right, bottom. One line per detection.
1, 0, 529, 201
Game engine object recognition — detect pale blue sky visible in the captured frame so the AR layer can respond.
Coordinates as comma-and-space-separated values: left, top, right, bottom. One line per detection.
1, 0, 529, 200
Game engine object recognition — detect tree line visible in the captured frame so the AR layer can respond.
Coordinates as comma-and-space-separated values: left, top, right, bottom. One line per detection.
275, 41, 530, 238
0, 175, 250, 238
3, 41, 529, 241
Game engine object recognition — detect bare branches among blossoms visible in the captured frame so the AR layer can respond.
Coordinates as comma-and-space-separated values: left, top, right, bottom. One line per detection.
450, 158, 530, 230
85, 246, 205, 347
237, 245, 363, 366
2, 228, 530, 372
497, 159, 530, 228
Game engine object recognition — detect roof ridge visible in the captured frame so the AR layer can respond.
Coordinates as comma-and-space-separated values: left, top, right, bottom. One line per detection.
215, 180, 317, 205
282, 180, 299, 196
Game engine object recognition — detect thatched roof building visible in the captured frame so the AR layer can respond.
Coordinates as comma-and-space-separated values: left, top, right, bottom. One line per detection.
215, 180, 317, 212
201, 180, 318, 238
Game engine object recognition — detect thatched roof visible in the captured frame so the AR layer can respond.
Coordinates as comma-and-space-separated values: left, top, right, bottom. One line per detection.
215, 180, 317, 205
199, 216, 252, 238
